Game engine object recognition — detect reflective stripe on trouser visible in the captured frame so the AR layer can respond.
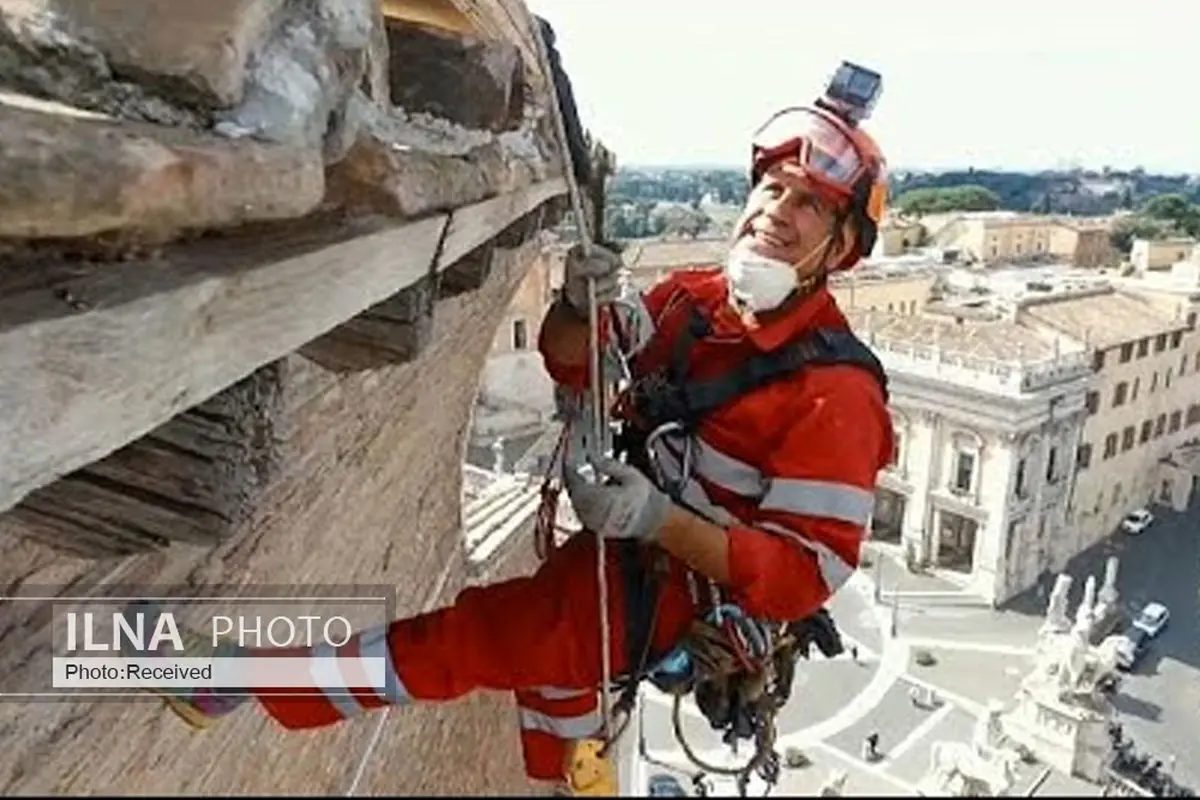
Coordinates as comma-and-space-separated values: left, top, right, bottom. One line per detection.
516, 686, 604, 781
255, 534, 700, 781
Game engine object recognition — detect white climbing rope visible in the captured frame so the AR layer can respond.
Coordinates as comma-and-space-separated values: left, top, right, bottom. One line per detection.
524, 8, 616, 743
346, 11, 619, 793
343, 548, 459, 796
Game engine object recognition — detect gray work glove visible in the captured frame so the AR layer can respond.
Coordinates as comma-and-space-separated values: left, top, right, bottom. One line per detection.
562, 243, 623, 317
564, 456, 674, 542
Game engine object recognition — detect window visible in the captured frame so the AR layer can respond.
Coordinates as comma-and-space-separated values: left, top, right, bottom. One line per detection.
1155, 414, 1166, 437
1166, 368, 1173, 388
1155, 334, 1167, 352
1093, 350, 1106, 371
1187, 404, 1200, 426
1121, 426, 1135, 451
1195, 352, 1200, 371
1151, 372, 1159, 392
1046, 447, 1058, 482
1140, 420, 1153, 443
1119, 343, 1133, 363
1112, 483, 1123, 507
1182, 354, 1189, 375
1131, 377, 1140, 402
1015, 458, 1027, 496
1112, 382, 1128, 407
1137, 338, 1149, 358
1103, 433, 1118, 459
511, 318, 528, 350
1085, 391, 1100, 415
1188, 312, 1197, 330
1169, 411, 1182, 433
1076, 443, 1092, 470
1170, 331, 1183, 349
952, 451, 975, 494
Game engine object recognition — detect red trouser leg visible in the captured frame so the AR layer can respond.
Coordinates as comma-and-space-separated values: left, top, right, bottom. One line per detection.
254, 532, 698, 779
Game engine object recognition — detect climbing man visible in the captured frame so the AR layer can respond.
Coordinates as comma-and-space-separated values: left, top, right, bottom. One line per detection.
126, 63, 895, 791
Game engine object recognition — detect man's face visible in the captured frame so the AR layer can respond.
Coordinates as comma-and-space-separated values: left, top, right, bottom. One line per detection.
730, 164, 852, 276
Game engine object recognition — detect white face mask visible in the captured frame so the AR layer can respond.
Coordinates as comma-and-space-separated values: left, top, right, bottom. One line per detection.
725, 252, 799, 312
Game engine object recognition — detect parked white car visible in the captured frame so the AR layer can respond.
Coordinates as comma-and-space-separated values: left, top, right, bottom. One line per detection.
1132, 601, 1171, 638
1120, 508, 1154, 535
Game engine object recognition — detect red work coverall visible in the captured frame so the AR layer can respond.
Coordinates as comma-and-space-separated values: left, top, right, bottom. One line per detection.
251, 267, 894, 782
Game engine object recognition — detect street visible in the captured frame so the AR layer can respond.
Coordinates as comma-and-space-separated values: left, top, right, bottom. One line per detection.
632, 497, 1200, 795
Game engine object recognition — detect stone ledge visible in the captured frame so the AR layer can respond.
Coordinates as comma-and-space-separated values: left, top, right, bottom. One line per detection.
0, 177, 565, 542
0, 94, 326, 242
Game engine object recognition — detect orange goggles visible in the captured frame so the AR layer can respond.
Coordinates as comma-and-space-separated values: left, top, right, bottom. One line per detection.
751, 107, 871, 199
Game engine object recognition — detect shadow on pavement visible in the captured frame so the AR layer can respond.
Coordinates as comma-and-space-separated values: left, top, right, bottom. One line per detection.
1112, 691, 1164, 723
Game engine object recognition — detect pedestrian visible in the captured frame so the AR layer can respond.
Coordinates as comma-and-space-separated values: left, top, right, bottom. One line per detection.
863, 732, 881, 762
849, 643, 859, 663
123, 66, 895, 790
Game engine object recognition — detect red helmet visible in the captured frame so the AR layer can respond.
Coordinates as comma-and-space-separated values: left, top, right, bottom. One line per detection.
750, 105, 889, 269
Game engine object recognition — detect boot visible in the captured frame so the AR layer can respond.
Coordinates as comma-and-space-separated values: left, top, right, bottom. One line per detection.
119, 600, 250, 730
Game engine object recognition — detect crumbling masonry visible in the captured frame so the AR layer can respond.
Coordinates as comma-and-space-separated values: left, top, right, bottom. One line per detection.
0, 0, 574, 793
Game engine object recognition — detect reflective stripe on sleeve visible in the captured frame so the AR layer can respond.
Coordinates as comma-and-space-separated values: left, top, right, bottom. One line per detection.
759, 521, 856, 593
651, 434, 765, 498
759, 478, 873, 526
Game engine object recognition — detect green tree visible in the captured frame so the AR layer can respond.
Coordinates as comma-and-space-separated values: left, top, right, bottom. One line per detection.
1108, 216, 1170, 254
1140, 193, 1200, 236
893, 185, 1003, 215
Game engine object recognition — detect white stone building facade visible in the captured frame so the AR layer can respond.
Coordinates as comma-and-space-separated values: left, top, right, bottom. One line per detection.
852, 308, 1094, 604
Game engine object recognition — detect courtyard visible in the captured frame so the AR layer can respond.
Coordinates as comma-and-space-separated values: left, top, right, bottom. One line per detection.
632, 498, 1200, 795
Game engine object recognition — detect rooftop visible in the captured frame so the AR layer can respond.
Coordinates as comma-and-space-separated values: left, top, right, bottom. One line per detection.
1020, 288, 1188, 349
848, 308, 1066, 363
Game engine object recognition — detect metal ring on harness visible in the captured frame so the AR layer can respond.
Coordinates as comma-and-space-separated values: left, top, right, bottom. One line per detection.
644, 420, 693, 502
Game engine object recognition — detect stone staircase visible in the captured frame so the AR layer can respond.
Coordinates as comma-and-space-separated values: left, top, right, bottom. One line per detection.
463, 472, 543, 566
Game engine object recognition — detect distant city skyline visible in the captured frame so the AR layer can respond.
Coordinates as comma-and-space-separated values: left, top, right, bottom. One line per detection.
526, 0, 1200, 174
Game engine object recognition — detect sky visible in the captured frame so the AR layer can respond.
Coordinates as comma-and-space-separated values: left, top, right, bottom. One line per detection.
524, 0, 1200, 173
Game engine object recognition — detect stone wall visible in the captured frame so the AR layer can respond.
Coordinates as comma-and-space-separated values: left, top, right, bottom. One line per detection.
0, 234, 549, 796
0, 0, 572, 793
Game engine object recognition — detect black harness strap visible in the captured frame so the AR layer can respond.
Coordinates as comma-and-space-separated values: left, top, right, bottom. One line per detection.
679, 326, 890, 425
627, 305, 889, 435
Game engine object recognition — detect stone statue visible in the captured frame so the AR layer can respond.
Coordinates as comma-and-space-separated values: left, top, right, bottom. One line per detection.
1041, 573, 1073, 636
1075, 575, 1096, 634
926, 740, 1019, 797
1096, 557, 1120, 622
491, 437, 506, 474
972, 700, 1006, 759
1099, 557, 1119, 605
818, 769, 848, 797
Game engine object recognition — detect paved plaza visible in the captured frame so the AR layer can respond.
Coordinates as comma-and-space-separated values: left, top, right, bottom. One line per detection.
633, 500, 1200, 795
